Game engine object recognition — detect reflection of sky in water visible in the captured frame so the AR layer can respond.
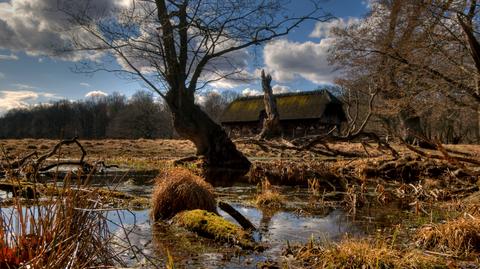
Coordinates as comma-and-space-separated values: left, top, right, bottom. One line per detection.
219, 204, 361, 259
106, 205, 359, 268
0, 184, 361, 268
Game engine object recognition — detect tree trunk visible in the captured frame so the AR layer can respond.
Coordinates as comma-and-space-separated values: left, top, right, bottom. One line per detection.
165, 90, 250, 185
258, 70, 282, 139
399, 106, 435, 149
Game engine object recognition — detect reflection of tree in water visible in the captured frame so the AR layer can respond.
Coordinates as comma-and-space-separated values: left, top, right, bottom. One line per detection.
259, 208, 278, 234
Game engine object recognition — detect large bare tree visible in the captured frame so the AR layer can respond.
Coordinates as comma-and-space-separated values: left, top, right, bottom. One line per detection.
60, 0, 330, 181
331, 0, 480, 145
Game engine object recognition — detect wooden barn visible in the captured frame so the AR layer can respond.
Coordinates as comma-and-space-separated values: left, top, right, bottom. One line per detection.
220, 90, 346, 137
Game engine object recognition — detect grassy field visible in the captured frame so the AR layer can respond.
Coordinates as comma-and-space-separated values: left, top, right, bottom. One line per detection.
3, 138, 480, 161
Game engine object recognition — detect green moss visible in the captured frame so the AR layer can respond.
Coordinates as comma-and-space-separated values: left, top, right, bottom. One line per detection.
173, 209, 256, 250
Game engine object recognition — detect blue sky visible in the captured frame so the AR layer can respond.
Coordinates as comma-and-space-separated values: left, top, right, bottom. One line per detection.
0, 0, 368, 114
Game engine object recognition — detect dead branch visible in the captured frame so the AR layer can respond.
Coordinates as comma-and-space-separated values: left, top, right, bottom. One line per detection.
32, 137, 88, 176
398, 136, 480, 176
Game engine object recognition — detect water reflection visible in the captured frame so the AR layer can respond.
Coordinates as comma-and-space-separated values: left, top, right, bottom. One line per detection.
107, 201, 359, 268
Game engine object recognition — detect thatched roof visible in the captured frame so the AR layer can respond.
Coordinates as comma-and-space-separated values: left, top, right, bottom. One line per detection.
220, 90, 344, 123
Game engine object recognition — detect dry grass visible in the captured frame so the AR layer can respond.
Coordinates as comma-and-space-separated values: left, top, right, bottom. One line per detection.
151, 167, 217, 221
0, 182, 123, 268
255, 180, 285, 209
290, 238, 446, 269
416, 216, 480, 256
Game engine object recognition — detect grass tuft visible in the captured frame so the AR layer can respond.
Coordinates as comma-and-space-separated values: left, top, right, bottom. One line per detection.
151, 167, 217, 221
255, 180, 284, 209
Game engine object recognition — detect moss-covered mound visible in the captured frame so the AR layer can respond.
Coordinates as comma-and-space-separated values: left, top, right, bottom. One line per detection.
151, 167, 217, 220
173, 209, 256, 250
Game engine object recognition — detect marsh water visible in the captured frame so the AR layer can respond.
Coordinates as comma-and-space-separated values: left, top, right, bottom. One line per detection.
0, 167, 411, 268
105, 182, 405, 268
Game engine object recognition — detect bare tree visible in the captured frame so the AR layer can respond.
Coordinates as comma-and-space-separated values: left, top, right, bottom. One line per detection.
330, 0, 480, 145
60, 0, 330, 180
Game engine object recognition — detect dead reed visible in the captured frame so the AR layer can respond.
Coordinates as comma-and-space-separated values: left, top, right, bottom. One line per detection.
288, 238, 446, 268
416, 215, 480, 256
255, 180, 285, 209
0, 179, 124, 268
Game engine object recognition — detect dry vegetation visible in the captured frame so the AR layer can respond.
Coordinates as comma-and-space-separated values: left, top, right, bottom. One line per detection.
151, 167, 217, 220
416, 216, 480, 256
255, 180, 285, 209
2, 138, 480, 267
0, 182, 123, 268
288, 238, 447, 269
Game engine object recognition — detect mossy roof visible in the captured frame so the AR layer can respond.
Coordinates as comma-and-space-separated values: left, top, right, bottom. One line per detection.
220, 90, 342, 123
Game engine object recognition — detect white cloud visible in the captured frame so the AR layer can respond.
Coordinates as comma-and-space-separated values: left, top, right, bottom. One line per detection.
80, 82, 91, 87
0, 0, 124, 61
0, 53, 18, 61
242, 88, 262, 96
261, 17, 362, 85
310, 18, 360, 39
12, 83, 36, 90
209, 70, 255, 89
85, 90, 108, 98
0, 90, 59, 114
263, 38, 339, 84
272, 84, 290, 94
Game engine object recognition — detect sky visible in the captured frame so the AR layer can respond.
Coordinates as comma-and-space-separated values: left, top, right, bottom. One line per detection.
0, 0, 369, 114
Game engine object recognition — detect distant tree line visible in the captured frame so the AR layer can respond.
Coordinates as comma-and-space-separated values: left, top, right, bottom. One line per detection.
0, 90, 237, 139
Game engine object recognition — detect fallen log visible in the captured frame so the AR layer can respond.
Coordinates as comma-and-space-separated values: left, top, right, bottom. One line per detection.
218, 201, 256, 231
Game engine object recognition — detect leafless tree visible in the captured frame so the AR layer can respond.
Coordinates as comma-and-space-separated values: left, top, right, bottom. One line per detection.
59, 0, 331, 180
330, 0, 480, 145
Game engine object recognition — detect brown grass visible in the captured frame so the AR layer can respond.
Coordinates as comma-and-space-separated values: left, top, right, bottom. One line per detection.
290, 238, 446, 268
416, 216, 480, 255
255, 180, 284, 209
0, 181, 123, 268
151, 167, 217, 221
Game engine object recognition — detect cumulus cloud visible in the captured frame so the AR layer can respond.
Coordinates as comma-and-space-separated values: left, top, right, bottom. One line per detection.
209, 69, 255, 89
85, 90, 108, 98
114, 25, 254, 89
242, 88, 262, 96
309, 17, 360, 38
272, 84, 290, 94
0, 0, 125, 61
0, 53, 18, 61
0, 90, 59, 114
263, 38, 339, 84
262, 17, 362, 85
